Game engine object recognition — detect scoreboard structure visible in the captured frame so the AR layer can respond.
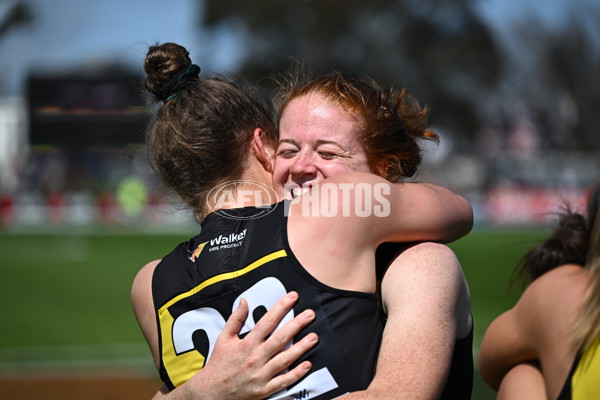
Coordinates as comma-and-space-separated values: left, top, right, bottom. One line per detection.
27, 73, 149, 146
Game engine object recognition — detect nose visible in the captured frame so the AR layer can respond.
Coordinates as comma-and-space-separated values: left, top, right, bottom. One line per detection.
290, 151, 317, 180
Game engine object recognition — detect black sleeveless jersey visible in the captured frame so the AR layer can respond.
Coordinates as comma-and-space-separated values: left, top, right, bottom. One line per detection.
152, 201, 384, 399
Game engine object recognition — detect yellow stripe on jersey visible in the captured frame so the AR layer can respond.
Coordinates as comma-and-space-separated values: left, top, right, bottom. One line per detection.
158, 249, 287, 314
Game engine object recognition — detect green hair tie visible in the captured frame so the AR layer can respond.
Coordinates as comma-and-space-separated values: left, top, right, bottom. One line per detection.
163, 64, 201, 102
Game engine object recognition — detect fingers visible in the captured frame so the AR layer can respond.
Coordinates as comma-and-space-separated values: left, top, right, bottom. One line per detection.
244, 292, 317, 360
247, 291, 300, 341
264, 332, 319, 393
222, 298, 249, 337
268, 330, 318, 371
261, 309, 316, 356
207, 293, 318, 399
265, 361, 313, 395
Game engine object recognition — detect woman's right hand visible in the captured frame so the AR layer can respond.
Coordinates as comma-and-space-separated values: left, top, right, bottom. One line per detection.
153, 291, 318, 400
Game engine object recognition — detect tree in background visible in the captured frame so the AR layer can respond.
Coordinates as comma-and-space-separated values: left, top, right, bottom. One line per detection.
200, 0, 600, 157
516, 6, 600, 153
201, 0, 503, 147
0, 1, 32, 36
0, 1, 33, 93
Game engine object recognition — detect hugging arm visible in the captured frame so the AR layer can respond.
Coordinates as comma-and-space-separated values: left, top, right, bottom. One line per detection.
339, 243, 471, 399
388, 181, 473, 243
301, 173, 473, 246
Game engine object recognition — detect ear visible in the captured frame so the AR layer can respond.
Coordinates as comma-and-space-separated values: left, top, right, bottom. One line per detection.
251, 128, 275, 173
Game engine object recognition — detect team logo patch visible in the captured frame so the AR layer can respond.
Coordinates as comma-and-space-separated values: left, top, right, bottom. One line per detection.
188, 241, 207, 262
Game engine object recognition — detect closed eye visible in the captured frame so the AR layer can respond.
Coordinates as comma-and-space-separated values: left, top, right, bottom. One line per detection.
318, 152, 337, 160
276, 149, 298, 158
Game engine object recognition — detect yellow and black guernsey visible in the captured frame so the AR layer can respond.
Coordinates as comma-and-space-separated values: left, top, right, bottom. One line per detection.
152, 200, 384, 399
557, 335, 600, 400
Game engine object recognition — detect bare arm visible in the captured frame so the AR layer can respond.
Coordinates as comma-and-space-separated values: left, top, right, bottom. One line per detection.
302, 172, 473, 245
384, 180, 473, 244
339, 243, 472, 399
477, 307, 534, 390
131, 262, 319, 400
131, 259, 161, 368
496, 363, 547, 400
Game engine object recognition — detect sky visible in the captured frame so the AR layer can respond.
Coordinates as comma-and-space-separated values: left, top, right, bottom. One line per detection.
0, 0, 591, 96
0, 0, 201, 95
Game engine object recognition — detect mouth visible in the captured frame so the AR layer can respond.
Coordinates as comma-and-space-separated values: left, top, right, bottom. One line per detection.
284, 184, 311, 200
292, 187, 310, 199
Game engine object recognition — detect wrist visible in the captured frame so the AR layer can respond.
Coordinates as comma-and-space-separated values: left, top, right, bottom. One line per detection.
183, 368, 219, 400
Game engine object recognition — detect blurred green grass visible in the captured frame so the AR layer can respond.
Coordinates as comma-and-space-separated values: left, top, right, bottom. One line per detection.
0, 227, 547, 397
0, 233, 190, 347
449, 229, 546, 343
0, 231, 190, 372
448, 228, 547, 399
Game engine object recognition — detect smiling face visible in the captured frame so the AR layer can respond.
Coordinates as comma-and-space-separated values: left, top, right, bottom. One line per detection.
273, 93, 372, 199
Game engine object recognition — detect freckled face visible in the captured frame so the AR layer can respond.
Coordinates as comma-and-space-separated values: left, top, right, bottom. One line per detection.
274, 93, 371, 199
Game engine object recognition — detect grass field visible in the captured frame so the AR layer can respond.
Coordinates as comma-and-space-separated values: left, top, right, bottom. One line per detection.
0, 227, 547, 399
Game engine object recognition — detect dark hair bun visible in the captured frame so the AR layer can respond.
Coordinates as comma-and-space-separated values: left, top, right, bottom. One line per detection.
144, 42, 192, 101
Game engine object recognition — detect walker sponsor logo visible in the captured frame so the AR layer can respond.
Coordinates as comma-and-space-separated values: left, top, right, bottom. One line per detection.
209, 230, 247, 246
206, 180, 279, 220
207, 229, 247, 252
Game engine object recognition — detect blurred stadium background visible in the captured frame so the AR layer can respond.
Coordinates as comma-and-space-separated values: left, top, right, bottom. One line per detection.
1, 0, 599, 399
